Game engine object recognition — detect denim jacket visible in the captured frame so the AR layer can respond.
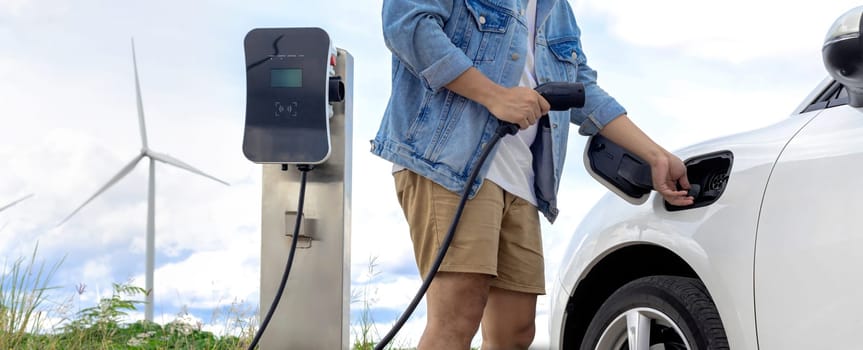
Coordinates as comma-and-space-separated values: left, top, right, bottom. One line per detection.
371, 0, 626, 223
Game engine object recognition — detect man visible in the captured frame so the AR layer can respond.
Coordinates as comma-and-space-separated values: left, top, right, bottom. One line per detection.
371, 0, 694, 348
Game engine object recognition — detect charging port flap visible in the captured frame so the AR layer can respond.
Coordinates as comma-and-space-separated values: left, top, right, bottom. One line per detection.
583, 134, 652, 205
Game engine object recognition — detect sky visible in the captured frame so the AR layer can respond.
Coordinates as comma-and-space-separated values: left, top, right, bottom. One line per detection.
0, 0, 858, 347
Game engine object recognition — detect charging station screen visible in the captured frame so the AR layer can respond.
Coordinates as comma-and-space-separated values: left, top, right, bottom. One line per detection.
271, 68, 302, 88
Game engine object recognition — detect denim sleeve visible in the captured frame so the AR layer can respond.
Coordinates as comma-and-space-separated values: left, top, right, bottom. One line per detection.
569, 43, 627, 136
382, 0, 474, 91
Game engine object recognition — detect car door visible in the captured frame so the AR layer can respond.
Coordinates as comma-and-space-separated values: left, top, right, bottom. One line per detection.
755, 84, 863, 349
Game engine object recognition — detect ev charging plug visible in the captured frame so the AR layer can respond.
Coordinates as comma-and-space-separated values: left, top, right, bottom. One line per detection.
498, 82, 586, 135
536, 81, 586, 111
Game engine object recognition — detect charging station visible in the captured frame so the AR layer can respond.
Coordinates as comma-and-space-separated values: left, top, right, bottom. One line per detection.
243, 27, 352, 349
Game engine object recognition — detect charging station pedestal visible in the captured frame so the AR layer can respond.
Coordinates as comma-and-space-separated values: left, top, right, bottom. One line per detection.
257, 48, 352, 349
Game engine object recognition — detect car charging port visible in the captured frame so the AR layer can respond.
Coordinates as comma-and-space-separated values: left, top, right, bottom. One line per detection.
584, 135, 733, 209
665, 151, 733, 212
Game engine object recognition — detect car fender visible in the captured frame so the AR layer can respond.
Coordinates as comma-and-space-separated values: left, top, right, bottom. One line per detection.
552, 111, 821, 350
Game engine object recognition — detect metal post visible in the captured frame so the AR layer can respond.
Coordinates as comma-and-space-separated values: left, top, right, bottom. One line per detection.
146, 157, 155, 322
259, 49, 352, 349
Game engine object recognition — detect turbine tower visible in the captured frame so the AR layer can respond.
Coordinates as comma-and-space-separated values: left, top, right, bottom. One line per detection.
60, 40, 229, 322
0, 194, 33, 214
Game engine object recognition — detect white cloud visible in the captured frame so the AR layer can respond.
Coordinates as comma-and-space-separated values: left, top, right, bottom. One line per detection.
363, 275, 422, 311
81, 256, 112, 284
0, 0, 28, 14
130, 246, 259, 311
648, 79, 800, 148
576, 0, 862, 63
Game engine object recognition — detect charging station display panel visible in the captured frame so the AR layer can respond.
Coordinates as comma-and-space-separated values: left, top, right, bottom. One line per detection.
271, 69, 303, 88
243, 28, 332, 164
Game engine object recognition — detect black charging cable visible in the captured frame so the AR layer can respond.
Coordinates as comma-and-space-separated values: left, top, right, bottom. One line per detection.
247, 164, 313, 350
374, 122, 518, 350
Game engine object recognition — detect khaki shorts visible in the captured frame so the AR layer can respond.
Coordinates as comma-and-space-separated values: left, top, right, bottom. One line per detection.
394, 170, 545, 295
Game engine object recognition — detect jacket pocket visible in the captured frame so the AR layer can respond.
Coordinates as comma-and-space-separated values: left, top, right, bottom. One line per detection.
428, 90, 469, 161
405, 91, 434, 144
464, 0, 514, 62
548, 38, 581, 79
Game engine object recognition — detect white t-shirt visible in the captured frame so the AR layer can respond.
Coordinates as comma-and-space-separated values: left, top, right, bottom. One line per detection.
484, 0, 539, 206
393, 0, 540, 206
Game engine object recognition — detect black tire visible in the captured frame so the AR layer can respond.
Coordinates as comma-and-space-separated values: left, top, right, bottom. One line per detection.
580, 275, 729, 350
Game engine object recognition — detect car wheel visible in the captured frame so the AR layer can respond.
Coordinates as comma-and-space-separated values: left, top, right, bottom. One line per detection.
580, 275, 729, 350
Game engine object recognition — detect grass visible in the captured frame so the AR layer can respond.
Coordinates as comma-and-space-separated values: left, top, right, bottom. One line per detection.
0, 248, 426, 349
350, 256, 427, 350
0, 244, 62, 349
0, 246, 254, 349
351, 256, 381, 350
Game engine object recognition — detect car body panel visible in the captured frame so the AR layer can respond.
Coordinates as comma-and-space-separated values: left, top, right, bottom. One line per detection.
550, 110, 821, 349
755, 104, 863, 349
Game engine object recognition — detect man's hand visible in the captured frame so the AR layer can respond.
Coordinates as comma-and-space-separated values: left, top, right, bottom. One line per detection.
485, 87, 550, 129
599, 115, 694, 206
444, 68, 549, 129
649, 152, 694, 206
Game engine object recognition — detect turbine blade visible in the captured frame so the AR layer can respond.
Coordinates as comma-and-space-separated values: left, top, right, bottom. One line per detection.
132, 38, 149, 150
57, 154, 145, 226
148, 151, 230, 186
0, 193, 34, 213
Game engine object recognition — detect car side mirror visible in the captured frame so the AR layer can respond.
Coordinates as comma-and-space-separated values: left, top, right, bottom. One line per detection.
823, 6, 863, 107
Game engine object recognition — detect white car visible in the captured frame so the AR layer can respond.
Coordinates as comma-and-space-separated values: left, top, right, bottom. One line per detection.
550, 6, 863, 350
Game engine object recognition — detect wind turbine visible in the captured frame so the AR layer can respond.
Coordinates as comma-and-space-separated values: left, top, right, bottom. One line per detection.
0, 194, 33, 214
59, 39, 229, 322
